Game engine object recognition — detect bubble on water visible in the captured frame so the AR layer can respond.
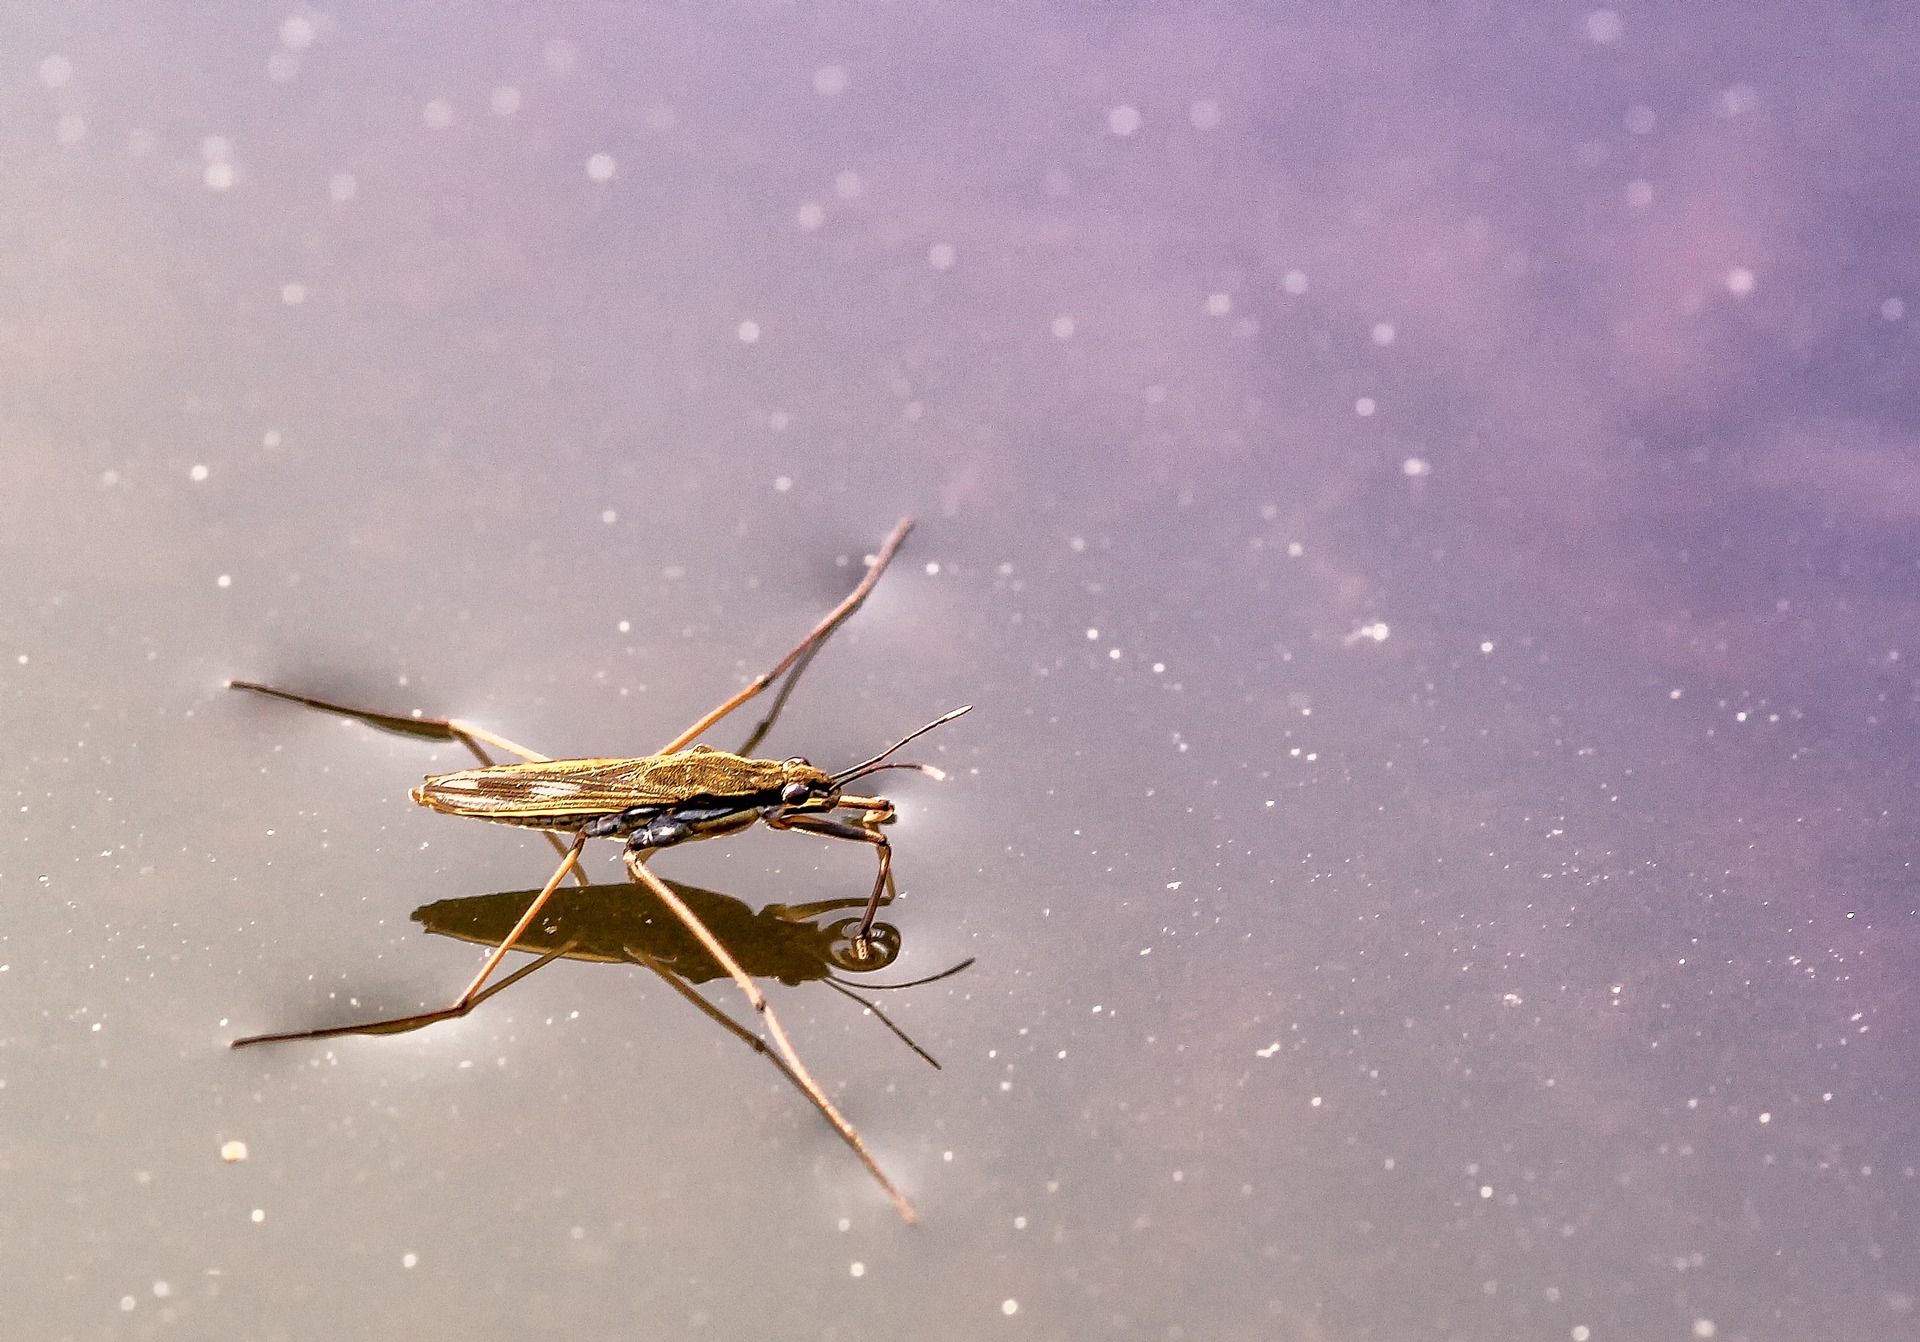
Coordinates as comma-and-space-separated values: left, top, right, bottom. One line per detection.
1586, 10, 1623, 44
796, 202, 825, 230
586, 153, 616, 182
929, 242, 957, 270
491, 86, 522, 116
814, 65, 849, 97
329, 172, 357, 202
737, 321, 760, 344
280, 16, 318, 50
834, 170, 863, 199
40, 55, 74, 89
1051, 315, 1075, 340
1107, 105, 1142, 136
1726, 267, 1755, 296
1189, 99, 1221, 130
1206, 293, 1232, 316
1283, 269, 1308, 295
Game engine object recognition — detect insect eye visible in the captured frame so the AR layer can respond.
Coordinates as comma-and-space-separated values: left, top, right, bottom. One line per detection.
781, 781, 812, 805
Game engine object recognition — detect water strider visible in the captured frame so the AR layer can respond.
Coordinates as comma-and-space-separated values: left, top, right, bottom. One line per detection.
227, 518, 966, 1221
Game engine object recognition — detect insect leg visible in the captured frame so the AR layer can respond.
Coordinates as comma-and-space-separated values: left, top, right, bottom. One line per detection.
229, 679, 552, 764
657, 517, 914, 754
228, 680, 591, 882
231, 836, 587, 1047
762, 809, 896, 956
622, 856, 917, 1223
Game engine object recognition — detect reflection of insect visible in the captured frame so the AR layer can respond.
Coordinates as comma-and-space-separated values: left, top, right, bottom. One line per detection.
227, 519, 964, 1220
412, 880, 974, 1070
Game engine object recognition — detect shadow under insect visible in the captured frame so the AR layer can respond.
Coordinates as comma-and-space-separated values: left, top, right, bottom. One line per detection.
413, 880, 971, 1070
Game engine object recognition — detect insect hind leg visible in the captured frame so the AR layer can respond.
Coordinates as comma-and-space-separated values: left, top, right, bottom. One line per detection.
228, 680, 551, 766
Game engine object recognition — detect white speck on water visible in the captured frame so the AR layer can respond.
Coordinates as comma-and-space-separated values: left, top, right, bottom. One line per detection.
1882, 297, 1906, 321
1108, 647, 1121, 660
1014, 1215, 1028, 1229
422, 99, 454, 129
220, 1140, 248, 1162
737, 321, 760, 343
1693, 1322, 1717, 1339
1002, 1299, 1019, 1316
813, 65, 849, 97
251, 1208, 265, 1222
1759, 1112, 1771, 1124
1355, 397, 1377, 417
491, 85, 523, 116
1403, 457, 1431, 477
1287, 541, 1303, 557
1206, 293, 1232, 316
834, 170, 862, 199
1069, 536, 1086, 552
837, 1218, 851, 1232
770, 411, 792, 431
1727, 267, 1756, 296
329, 172, 357, 202
796, 202, 826, 230
190, 463, 209, 482
1481, 641, 1495, 653
1256, 1042, 1279, 1058
924, 562, 940, 576
1372, 322, 1397, 345
120, 1296, 135, 1312
943, 1150, 954, 1162
281, 282, 307, 305
204, 161, 235, 191
1586, 9, 1623, 44
1310, 1095, 1322, 1107
1085, 628, 1099, 640
600, 509, 617, 525
1152, 662, 1165, 673
1107, 105, 1142, 136
1167, 881, 1180, 890
1283, 269, 1308, 295
586, 153, 617, 182
1051, 315, 1076, 339
1572, 1328, 1591, 1342
402, 1252, 418, 1269
263, 429, 282, 447
216, 574, 232, 588
152, 1281, 172, 1299
849, 1260, 866, 1278
773, 475, 793, 492
929, 242, 957, 270
1189, 99, 1221, 129
617, 620, 631, 633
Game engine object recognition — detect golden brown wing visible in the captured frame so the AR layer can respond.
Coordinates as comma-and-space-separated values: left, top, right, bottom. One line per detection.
411, 745, 789, 820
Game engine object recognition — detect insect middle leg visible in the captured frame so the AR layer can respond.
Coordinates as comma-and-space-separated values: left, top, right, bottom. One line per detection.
657, 517, 914, 755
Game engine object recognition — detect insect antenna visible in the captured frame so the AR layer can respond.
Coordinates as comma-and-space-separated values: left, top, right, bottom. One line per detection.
831, 705, 972, 785
828, 955, 976, 991
822, 979, 944, 1068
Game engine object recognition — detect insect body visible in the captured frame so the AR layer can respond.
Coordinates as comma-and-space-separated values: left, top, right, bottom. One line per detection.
227, 518, 961, 1222
409, 714, 966, 949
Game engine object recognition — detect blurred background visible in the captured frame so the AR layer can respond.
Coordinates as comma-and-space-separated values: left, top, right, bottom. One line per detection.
1, 3, 1915, 1338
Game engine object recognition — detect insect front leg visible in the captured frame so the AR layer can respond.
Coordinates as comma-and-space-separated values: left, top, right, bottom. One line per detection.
762, 800, 897, 959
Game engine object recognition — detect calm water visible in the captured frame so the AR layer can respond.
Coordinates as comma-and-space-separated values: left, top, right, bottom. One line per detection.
3, 6, 1916, 1339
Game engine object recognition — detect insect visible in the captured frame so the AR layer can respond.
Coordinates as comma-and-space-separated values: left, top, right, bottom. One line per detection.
228, 518, 965, 1221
